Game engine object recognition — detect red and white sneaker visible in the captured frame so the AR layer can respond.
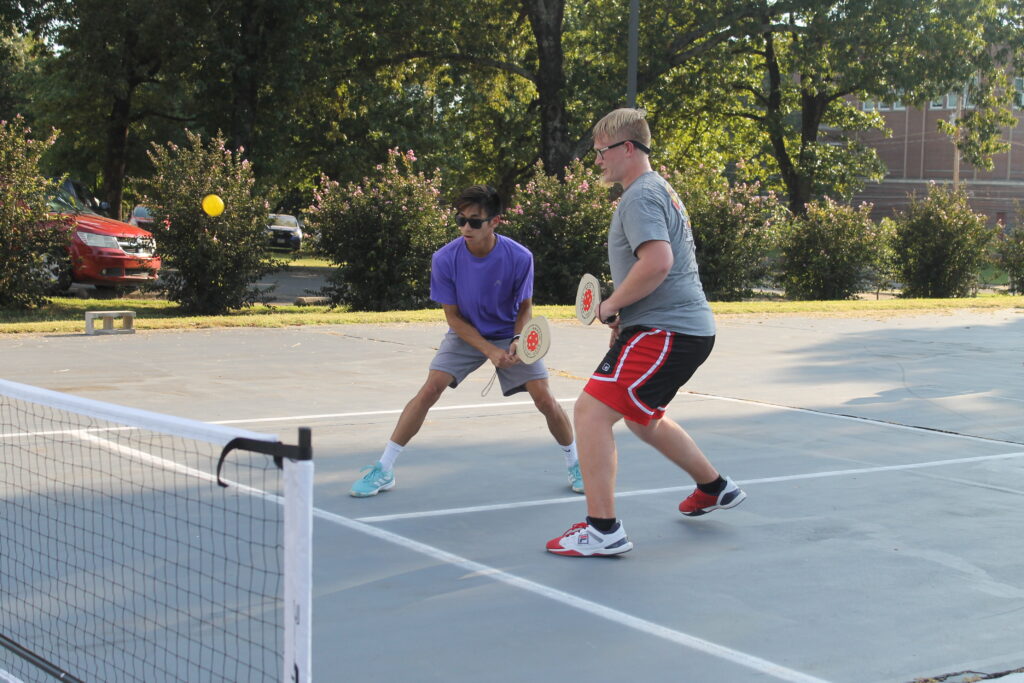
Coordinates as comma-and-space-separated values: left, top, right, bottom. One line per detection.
679, 476, 746, 516
546, 521, 633, 557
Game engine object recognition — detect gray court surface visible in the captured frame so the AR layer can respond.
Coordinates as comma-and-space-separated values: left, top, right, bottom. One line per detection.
2, 307, 1023, 683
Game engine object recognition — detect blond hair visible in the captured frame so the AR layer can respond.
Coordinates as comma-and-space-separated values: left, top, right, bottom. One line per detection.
592, 108, 651, 146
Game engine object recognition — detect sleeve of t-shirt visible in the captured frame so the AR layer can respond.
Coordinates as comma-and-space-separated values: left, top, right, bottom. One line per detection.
618, 186, 671, 255
430, 248, 457, 305
514, 251, 534, 303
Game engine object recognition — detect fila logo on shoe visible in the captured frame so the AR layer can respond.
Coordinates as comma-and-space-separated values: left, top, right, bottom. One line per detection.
578, 532, 590, 544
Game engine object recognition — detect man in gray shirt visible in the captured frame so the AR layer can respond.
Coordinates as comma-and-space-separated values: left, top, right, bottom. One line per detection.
547, 108, 745, 557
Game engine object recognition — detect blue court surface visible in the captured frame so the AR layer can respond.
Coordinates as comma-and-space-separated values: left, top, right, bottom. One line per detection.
2, 307, 1022, 683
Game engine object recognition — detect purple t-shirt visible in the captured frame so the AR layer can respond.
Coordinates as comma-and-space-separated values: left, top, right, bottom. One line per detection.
430, 235, 534, 339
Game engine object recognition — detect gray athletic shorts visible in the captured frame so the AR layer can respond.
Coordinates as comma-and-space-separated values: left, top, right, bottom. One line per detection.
429, 331, 548, 396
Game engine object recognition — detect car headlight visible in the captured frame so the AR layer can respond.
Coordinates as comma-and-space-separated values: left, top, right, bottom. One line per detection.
76, 231, 120, 249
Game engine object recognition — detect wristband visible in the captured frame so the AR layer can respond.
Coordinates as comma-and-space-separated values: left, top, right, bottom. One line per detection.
511, 334, 521, 342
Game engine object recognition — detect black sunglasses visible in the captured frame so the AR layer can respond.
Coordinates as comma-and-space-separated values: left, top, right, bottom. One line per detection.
594, 139, 652, 159
455, 214, 498, 229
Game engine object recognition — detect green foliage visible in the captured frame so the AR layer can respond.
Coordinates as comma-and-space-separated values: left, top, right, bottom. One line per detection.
892, 184, 997, 298
0, 117, 72, 309
307, 148, 451, 311
778, 199, 887, 300
665, 163, 785, 301
500, 160, 614, 305
141, 131, 276, 314
995, 220, 1024, 294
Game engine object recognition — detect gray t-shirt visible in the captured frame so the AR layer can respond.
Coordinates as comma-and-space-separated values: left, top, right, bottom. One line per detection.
608, 171, 715, 336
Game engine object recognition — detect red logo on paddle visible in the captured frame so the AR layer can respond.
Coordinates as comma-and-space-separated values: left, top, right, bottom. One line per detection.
527, 330, 540, 351
582, 289, 593, 312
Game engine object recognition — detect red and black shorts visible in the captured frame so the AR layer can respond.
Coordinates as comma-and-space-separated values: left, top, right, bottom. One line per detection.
583, 326, 715, 425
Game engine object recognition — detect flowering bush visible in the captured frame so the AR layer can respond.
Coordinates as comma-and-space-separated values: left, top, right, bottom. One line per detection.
665, 163, 785, 301
778, 199, 888, 300
141, 131, 275, 314
892, 184, 996, 298
500, 160, 614, 304
307, 149, 451, 311
996, 220, 1024, 294
0, 117, 72, 308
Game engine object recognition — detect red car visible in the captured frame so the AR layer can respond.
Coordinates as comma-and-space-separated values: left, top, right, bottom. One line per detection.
47, 185, 161, 291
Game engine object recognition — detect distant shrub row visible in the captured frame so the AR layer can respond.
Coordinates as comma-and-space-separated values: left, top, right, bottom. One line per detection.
309, 155, 1020, 309
4, 126, 1022, 312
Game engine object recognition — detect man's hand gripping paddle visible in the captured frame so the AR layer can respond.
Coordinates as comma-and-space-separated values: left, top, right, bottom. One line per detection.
575, 273, 617, 325
481, 316, 551, 396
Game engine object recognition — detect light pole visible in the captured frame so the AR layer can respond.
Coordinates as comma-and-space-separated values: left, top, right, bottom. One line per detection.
627, 0, 639, 107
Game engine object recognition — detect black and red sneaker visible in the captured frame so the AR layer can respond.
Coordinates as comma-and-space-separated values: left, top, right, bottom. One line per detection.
679, 476, 746, 516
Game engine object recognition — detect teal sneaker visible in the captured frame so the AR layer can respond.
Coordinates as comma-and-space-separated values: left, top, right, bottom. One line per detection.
350, 463, 395, 497
567, 463, 584, 494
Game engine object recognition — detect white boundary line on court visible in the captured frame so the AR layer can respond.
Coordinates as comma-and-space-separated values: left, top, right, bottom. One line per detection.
313, 506, 831, 683
209, 390, 1024, 448
354, 449, 1024, 523
209, 398, 577, 426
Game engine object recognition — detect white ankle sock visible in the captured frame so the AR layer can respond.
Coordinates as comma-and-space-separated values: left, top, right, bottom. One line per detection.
561, 441, 578, 468
379, 440, 403, 471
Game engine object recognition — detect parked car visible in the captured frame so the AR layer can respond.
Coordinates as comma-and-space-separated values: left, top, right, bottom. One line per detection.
46, 184, 161, 292
267, 213, 303, 251
128, 205, 155, 229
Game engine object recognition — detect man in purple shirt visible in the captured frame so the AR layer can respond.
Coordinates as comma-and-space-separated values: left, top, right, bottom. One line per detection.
349, 185, 582, 497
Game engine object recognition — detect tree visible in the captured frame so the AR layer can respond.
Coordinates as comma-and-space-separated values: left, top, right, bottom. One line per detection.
25, 0, 201, 219
656, 0, 1023, 214
141, 131, 277, 314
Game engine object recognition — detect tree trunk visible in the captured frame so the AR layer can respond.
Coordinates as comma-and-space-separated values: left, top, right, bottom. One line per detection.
763, 32, 804, 215
102, 95, 132, 221
229, 0, 262, 156
523, 0, 572, 177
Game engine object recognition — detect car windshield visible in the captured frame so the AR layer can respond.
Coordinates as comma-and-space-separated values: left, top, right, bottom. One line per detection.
134, 206, 154, 218
270, 214, 299, 228
48, 185, 99, 215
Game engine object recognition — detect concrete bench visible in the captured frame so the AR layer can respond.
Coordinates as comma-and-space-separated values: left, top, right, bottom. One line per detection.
85, 310, 136, 335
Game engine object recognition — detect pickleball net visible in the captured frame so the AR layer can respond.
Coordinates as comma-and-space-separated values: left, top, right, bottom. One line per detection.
0, 379, 313, 683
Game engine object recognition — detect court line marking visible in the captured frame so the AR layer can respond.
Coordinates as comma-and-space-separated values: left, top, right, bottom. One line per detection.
209, 398, 576, 426
209, 390, 1024, 448
355, 450, 1024, 523
314, 506, 831, 683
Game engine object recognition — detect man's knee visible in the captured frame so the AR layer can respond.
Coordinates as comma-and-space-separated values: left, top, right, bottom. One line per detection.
574, 392, 620, 429
415, 374, 451, 405
526, 381, 560, 414
532, 392, 562, 417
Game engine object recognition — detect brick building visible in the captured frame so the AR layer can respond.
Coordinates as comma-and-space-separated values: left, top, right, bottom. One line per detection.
851, 83, 1024, 228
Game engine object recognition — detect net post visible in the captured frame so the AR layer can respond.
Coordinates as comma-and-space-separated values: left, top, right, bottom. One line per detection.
283, 427, 313, 683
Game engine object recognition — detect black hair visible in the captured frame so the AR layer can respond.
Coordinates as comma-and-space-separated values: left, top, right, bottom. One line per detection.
454, 185, 503, 217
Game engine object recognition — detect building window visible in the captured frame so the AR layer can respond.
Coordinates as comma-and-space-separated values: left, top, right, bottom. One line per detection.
930, 97, 945, 109
1015, 77, 1024, 109
862, 100, 875, 111
878, 101, 890, 110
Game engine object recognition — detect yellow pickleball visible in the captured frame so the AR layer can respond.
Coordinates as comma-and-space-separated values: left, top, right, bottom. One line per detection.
202, 194, 225, 217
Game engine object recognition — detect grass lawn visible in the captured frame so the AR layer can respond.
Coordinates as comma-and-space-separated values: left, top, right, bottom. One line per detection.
1, 294, 1021, 335
268, 249, 333, 269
